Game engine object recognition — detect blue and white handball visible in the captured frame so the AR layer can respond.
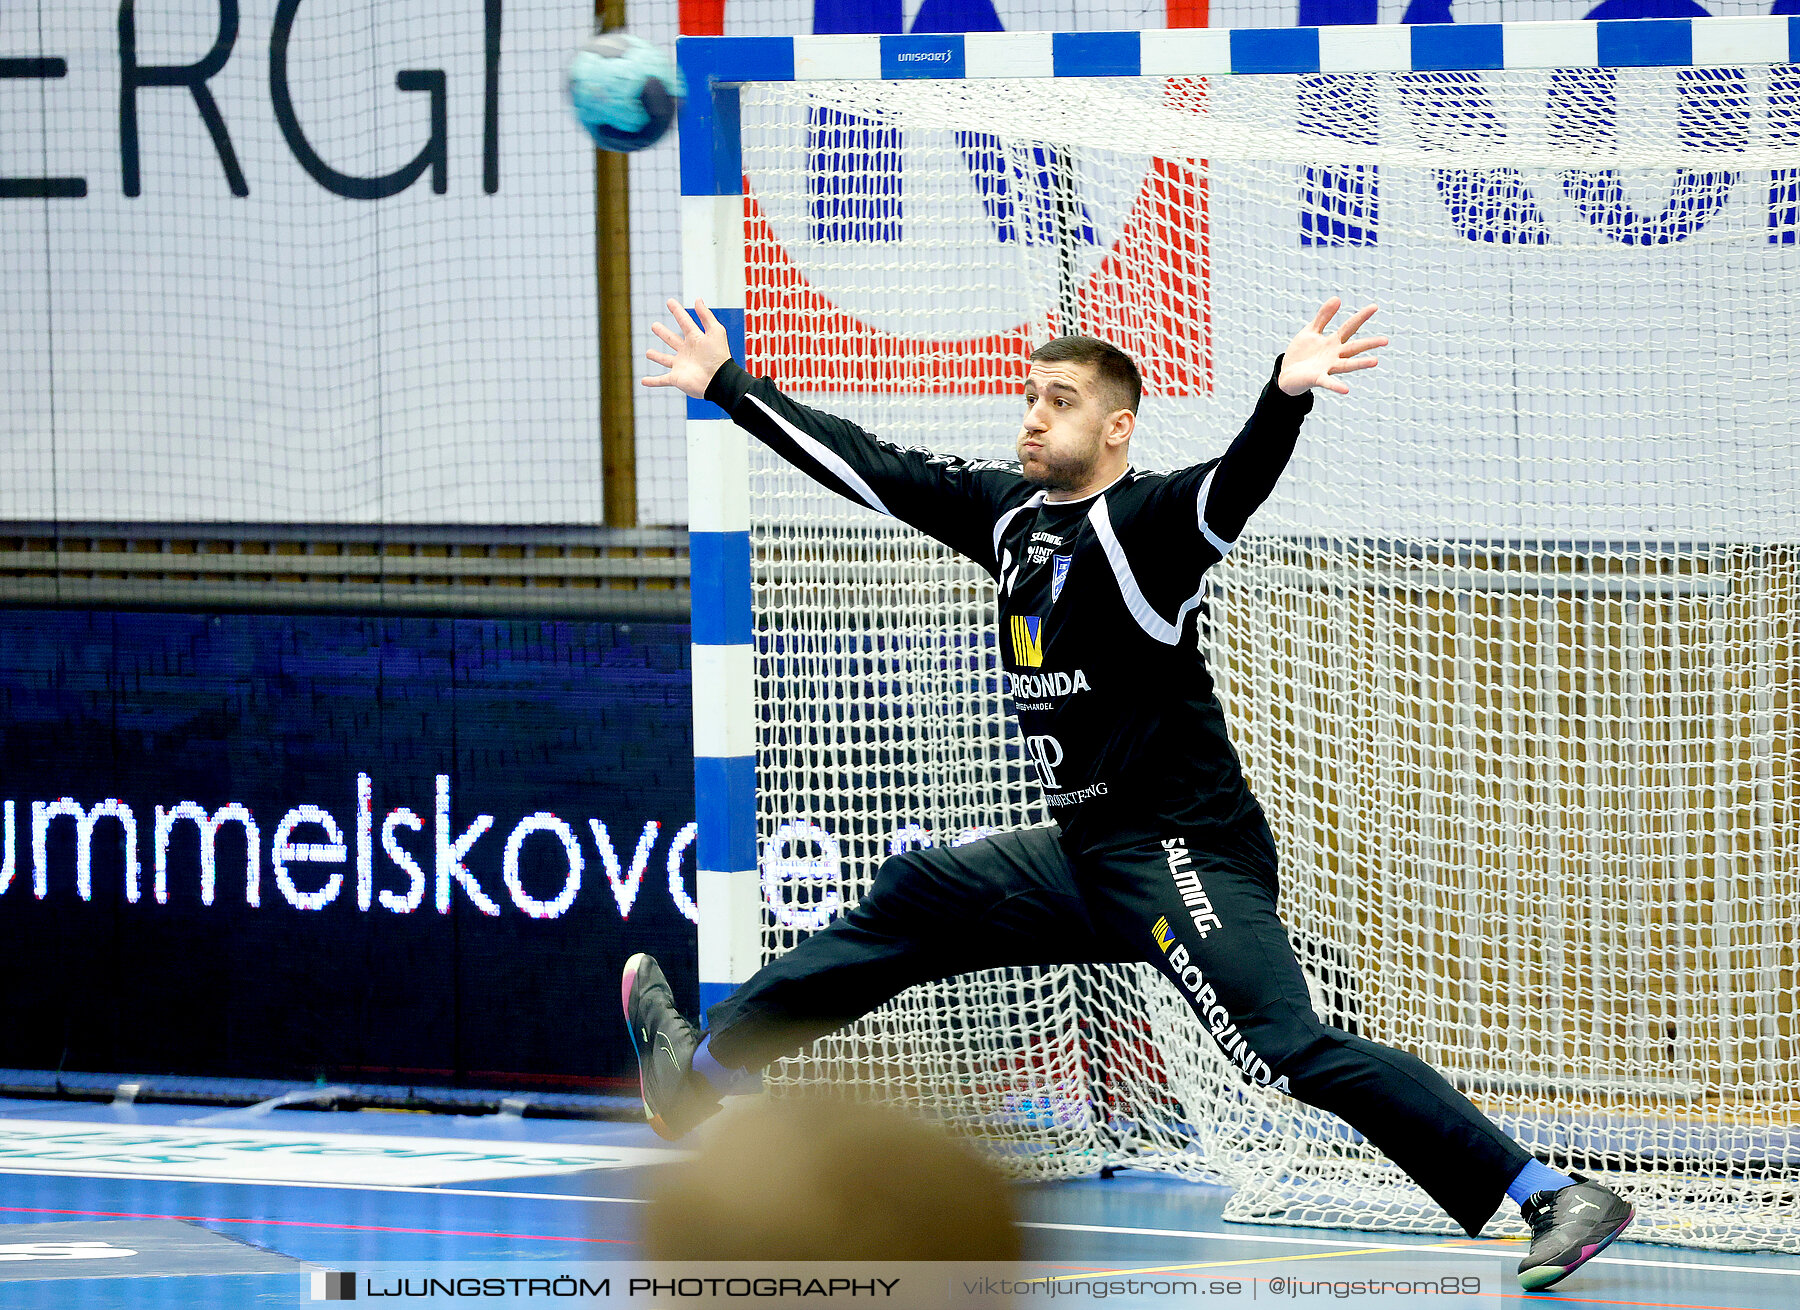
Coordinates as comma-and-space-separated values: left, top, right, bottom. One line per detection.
568, 33, 684, 153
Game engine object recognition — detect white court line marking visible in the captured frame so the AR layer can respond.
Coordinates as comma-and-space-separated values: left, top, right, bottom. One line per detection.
0, 1168, 649, 1204
1018, 1221, 1800, 1280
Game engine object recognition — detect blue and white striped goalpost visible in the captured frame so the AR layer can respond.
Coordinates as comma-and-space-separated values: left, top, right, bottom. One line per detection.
678, 17, 1800, 1251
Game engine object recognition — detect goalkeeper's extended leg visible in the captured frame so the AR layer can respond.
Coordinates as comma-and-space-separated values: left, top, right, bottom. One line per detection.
1081, 818, 1632, 1288
622, 826, 1121, 1137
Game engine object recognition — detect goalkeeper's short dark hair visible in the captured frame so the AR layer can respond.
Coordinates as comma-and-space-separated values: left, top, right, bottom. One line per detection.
1030, 335, 1143, 415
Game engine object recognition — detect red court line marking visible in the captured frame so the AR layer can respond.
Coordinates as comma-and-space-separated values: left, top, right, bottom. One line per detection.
1027, 1257, 1775, 1310
0, 1205, 630, 1246
1523, 1298, 1775, 1310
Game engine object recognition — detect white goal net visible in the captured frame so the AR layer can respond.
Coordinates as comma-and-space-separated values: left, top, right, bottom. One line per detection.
736, 60, 1799, 1251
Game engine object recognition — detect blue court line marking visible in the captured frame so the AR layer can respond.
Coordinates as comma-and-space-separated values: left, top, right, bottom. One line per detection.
0, 1169, 652, 1203
1017, 1222, 1800, 1281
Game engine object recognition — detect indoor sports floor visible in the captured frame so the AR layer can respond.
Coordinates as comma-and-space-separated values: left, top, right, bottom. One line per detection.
0, 1095, 1792, 1309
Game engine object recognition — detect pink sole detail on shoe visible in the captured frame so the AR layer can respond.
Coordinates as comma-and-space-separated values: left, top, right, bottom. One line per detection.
620, 954, 665, 1134
621, 953, 645, 1017
1590, 1209, 1633, 1251
1571, 1207, 1634, 1268
1526, 1207, 1635, 1292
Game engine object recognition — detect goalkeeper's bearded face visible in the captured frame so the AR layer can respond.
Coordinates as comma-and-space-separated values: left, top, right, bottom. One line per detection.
1017, 361, 1130, 494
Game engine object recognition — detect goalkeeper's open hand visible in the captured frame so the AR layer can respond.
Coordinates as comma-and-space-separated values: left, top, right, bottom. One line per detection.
643, 297, 733, 399
1279, 298, 1387, 397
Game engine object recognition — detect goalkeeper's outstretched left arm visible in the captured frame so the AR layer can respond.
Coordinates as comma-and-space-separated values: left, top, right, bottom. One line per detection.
642, 296, 1026, 573
1199, 299, 1388, 544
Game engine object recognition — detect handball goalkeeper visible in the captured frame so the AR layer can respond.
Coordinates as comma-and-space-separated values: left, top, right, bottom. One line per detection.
624, 297, 1633, 1293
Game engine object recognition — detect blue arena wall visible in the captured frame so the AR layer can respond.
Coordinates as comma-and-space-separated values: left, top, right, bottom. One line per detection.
0, 610, 699, 1092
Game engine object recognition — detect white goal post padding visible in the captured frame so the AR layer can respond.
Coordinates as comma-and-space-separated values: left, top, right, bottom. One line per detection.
684, 21, 1800, 1253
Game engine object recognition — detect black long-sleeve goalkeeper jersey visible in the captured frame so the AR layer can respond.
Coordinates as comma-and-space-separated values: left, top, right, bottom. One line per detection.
705, 357, 1314, 853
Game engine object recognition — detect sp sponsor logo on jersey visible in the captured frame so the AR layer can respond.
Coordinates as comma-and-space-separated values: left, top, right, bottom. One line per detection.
1152, 915, 1175, 953
1026, 531, 1064, 567
1023, 733, 1063, 788
1009, 615, 1045, 668
1051, 553, 1072, 602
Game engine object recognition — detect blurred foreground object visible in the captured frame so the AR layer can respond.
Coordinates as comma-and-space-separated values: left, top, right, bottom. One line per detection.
641, 1097, 1021, 1260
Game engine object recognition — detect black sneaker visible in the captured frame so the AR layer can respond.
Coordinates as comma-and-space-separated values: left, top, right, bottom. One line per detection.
621, 953, 719, 1140
1518, 1174, 1634, 1292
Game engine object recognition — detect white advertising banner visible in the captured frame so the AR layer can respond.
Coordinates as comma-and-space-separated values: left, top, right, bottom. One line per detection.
3, 1, 599, 524
0, 1119, 676, 1185
626, 0, 1793, 527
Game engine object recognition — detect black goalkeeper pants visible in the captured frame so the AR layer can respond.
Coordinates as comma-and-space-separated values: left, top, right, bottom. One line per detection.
703, 818, 1530, 1238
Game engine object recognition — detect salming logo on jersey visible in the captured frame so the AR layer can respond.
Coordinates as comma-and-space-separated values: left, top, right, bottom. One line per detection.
1026, 531, 1064, 566
1162, 838, 1224, 939
1010, 615, 1045, 668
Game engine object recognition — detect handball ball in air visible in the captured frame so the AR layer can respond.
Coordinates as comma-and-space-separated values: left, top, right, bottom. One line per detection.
568, 33, 684, 153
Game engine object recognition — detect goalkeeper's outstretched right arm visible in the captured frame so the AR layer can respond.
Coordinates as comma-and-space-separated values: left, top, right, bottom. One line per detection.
642, 297, 1025, 573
